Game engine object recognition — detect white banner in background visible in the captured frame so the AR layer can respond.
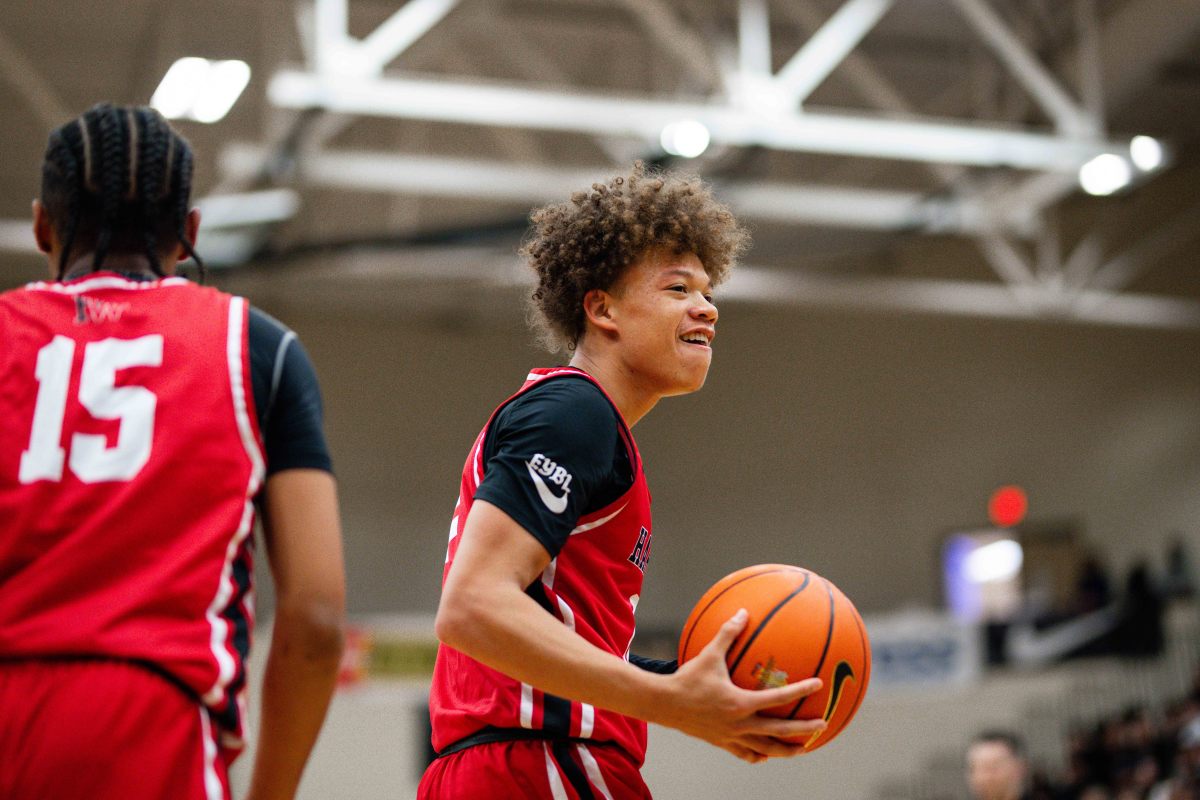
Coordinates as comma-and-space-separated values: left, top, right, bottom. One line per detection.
864, 609, 981, 689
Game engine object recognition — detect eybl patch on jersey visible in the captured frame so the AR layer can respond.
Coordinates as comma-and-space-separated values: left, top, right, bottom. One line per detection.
627, 526, 652, 571
526, 452, 572, 514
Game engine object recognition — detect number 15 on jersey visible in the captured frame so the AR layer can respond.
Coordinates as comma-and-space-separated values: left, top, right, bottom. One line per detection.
20, 335, 163, 485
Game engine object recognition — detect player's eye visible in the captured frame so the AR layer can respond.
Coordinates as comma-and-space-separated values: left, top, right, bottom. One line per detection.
668, 284, 687, 293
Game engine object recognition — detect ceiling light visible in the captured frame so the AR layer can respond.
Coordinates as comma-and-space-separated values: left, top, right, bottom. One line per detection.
1129, 135, 1164, 172
151, 58, 251, 124
1078, 153, 1132, 196
660, 120, 711, 158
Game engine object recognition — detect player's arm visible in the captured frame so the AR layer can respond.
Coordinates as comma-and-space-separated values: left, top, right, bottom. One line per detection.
246, 469, 346, 800
436, 499, 826, 763
243, 310, 346, 800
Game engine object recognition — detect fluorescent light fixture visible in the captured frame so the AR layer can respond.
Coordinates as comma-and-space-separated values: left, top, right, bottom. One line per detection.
1078, 153, 1132, 196
151, 57, 251, 124
1129, 135, 1164, 172
660, 119, 711, 158
965, 538, 1024, 584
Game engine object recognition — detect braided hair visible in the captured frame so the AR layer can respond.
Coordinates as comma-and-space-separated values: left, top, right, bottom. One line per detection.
40, 103, 204, 280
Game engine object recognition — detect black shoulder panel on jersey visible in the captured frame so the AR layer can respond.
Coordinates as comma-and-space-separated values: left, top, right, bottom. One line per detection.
472, 375, 633, 559
247, 307, 333, 476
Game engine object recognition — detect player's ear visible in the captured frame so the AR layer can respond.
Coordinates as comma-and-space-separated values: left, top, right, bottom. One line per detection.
171, 208, 201, 264
582, 288, 619, 335
32, 200, 55, 255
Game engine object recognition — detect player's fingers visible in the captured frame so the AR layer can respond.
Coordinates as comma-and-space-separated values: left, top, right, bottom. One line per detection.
702, 609, 748, 658
745, 715, 827, 740
745, 677, 822, 711
740, 734, 810, 759
725, 743, 766, 764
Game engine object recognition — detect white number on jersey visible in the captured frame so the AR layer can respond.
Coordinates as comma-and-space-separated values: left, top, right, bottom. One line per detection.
19, 335, 164, 484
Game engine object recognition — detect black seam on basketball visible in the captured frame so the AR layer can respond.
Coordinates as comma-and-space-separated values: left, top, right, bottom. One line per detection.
786, 577, 836, 719
679, 567, 802, 659
727, 571, 812, 676
841, 605, 871, 724
552, 740, 596, 800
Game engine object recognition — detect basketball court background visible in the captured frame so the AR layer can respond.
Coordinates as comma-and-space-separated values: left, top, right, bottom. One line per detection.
2, 1, 1199, 797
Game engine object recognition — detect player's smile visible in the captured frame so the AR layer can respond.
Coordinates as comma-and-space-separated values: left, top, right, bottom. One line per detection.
678, 326, 714, 351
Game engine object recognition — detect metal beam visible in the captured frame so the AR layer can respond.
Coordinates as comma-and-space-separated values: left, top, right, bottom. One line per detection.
949, 0, 1095, 135
721, 267, 1200, 331
224, 244, 1200, 332
268, 71, 1125, 170
775, 0, 894, 106
220, 145, 999, 234
1084, 201, 1200, 293
737, 0, 772, 77
349, 0, 459, 76
777, 1, 963, 187
0, 219, 38, 255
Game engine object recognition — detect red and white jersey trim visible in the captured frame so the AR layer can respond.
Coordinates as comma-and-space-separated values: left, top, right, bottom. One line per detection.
25, 275, 190, 294
200, 297, 266, 744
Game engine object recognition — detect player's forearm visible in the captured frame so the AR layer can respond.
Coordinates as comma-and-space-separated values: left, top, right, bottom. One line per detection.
435, 582, 670, 725
246, 603, 345, 800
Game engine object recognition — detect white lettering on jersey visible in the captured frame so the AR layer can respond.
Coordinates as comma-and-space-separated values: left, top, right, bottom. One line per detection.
526, 452, 572, 514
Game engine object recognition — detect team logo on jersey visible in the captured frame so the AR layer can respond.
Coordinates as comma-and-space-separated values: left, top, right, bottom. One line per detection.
627, 526, 652, 571
74, 295, 130, 325
526, 453, 572, 514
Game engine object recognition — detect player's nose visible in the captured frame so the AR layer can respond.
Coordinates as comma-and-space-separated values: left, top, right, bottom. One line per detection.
692, 293, 718, 323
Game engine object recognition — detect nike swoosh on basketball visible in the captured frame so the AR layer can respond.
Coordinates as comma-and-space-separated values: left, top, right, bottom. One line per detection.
527, 461, 570, 514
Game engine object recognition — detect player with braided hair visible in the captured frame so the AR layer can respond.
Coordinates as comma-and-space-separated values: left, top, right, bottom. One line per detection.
419, 163, 827, 799
0, 105, 345, 800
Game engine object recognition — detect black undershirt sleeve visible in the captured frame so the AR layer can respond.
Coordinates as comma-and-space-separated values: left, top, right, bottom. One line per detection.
247, 307, 333, 475
472, 377, 629, 559
628, 655, 679, 674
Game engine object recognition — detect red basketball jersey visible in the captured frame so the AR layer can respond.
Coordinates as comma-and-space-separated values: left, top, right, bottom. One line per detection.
0, 272, 265, 748
430, 367, 654, 764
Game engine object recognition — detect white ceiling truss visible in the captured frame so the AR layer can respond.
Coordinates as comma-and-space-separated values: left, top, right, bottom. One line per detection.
1, 0, 1198, 329
213, 0, 1200, 329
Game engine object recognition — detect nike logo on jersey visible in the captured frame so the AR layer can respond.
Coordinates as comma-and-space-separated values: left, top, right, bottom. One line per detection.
526, 453, 573, 514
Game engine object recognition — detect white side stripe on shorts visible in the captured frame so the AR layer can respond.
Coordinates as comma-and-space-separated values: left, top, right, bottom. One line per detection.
198, 708, 225, 800
577, 743, 616, 800
543, 743, 570, 800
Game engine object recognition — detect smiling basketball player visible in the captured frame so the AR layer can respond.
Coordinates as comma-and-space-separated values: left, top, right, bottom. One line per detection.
419, 163, 827, 799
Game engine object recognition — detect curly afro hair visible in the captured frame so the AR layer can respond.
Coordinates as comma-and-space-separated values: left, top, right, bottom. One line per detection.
521, 162, 748, 352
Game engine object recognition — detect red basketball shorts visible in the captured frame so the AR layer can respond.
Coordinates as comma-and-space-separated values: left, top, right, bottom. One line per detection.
0, 659, 235, 800
418, 738, 653, 800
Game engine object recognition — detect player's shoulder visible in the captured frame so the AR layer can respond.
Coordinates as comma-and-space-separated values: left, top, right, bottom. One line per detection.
513, 373, 617, 423
247, 305, 293, 342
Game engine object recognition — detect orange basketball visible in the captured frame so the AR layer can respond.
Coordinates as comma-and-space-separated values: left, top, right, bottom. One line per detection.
678, 564, 871, 752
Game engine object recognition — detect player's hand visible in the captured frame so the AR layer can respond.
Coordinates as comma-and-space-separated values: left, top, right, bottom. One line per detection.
657, 609, 826, 763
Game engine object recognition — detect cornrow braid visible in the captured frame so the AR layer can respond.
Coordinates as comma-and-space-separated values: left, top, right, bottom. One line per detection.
43, 130, 82, 279
171, 143, 205, 282
93, 104, 130, 272
135, 108, 168, 276
39, 103, 204, 281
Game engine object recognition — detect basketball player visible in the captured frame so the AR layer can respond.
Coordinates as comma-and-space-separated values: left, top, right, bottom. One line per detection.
0, 105, 345, 800
419, 164, 827, 799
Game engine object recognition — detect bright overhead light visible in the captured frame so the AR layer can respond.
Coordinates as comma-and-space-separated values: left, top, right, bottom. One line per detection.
1078, 153, 1132, 196
151, 57, 251, 124
660, 120, 711, 158
965, 539, 1023, 584
1129, 135, 1164, 172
